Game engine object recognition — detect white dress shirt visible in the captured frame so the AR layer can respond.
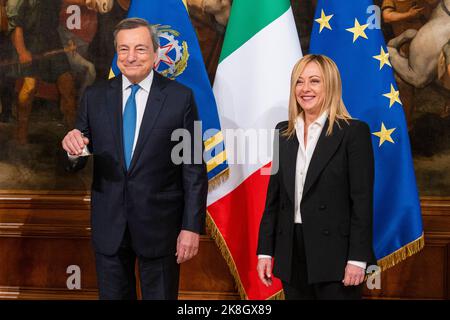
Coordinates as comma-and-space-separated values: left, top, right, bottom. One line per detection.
68, 72, 154, 160
259, 112, 366, 270
122, 72, 153, 155
294, 111, 328, 223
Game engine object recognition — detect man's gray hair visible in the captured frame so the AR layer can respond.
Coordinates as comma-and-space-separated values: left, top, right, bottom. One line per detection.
113, 17, 160, 52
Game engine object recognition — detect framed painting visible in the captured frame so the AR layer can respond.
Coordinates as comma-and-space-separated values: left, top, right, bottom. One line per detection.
0, 0, 448, 197
291, 0, 450, 196
0, 0, 226, 192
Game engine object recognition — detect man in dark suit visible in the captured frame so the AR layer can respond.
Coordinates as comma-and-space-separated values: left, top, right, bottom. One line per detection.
61, 17, 208, 300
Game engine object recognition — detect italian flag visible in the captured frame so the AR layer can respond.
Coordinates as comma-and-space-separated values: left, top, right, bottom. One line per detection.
207, 0, 302, 300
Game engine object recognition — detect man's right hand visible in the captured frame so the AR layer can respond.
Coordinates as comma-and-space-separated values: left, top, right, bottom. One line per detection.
62, 129, 89, 156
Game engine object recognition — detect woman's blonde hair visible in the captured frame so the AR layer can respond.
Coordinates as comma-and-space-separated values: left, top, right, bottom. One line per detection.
284, 54, 352, 137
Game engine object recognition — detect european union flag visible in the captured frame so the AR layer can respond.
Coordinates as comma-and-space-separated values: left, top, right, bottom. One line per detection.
111, 0, 228, 184
310, 0, 424, 270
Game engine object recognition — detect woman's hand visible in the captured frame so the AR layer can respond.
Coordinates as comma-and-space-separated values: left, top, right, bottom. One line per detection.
257, 258, 273, 287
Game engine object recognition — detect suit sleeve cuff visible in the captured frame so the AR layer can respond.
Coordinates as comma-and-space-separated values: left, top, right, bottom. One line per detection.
347, 260, 367, 270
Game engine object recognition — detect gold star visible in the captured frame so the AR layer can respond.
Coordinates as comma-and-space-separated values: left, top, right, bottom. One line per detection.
372, 122, 396, 147
346, 18, 369, 42
382, 84, 402, 108
315, 9, 333, 33
373, 47, 391, 70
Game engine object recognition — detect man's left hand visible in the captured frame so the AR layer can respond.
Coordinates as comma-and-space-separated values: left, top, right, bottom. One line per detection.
176, 230, 200, 264
342, 263, 365, 286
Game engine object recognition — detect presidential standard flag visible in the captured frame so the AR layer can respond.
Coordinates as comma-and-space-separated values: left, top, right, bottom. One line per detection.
110, 0, 228, 183
310, 0, 424, 270
207, 0, 302, 299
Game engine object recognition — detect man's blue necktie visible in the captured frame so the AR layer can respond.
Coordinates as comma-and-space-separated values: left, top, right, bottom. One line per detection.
123, 84, 140, 170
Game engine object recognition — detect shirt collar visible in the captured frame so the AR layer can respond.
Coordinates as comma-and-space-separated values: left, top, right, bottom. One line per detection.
315, 111, 329, 128
296, 111, 329, 130
122, 70, 154, 93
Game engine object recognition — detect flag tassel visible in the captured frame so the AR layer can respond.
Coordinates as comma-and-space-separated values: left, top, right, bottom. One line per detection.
377, 233, 425, 271
208, 168, 230, 191
205, 213, 285, 300
206, 213, 248, 299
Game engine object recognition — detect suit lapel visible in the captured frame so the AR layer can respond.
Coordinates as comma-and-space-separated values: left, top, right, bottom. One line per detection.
106, 76, 126, 173
303, 120, 345, 197
283, 134, 299, 205
128, 72, 167, 173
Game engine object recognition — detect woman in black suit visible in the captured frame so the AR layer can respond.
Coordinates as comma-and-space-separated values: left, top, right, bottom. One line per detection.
257, 54, 375, 300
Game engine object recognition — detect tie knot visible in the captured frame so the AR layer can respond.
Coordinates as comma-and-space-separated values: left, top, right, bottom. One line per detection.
129, 84, 140, 96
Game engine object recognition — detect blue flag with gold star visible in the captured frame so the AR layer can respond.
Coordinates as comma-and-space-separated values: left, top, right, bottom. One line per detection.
310, 0, 423, 270
110, 0, 228, 183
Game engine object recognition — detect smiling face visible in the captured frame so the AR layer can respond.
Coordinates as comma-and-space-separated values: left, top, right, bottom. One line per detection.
116, 26, 157, 83
295, 61, 325, 117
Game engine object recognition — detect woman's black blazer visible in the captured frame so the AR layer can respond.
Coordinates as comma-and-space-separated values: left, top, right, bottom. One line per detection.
257, 119, 376, 284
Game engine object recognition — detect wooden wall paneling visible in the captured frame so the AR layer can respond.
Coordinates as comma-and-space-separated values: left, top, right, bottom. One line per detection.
179, 237, 239, 300
0, 192, 97, 299
1, 192, 449, 300
0, 191, 239, 299
364, 237, 447, 299
364, 197, 450, 299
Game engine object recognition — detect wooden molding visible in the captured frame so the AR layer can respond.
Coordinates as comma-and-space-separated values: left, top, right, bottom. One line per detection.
1, 192, 450, 299
0, 286, 239, 300
421, 197, 450, 215
0, 286, 98, 300
0, 191, 91, 238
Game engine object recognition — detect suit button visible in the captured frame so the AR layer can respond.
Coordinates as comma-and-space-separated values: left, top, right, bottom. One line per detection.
319, 204, 326, 210
322, 229, 330, 236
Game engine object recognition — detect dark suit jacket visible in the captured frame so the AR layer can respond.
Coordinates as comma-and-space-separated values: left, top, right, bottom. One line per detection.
257, 119, 375, 284
67, 72, 208, 258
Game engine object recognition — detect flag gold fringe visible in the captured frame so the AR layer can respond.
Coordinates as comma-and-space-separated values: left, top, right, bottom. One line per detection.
207, 167, 229, 191
267, 289, 284, 300
207, 211, 424, 298
206, 213, 248, 299
206, 172, 426, 298
377, 233, 425, 271
206, 213, 284, 300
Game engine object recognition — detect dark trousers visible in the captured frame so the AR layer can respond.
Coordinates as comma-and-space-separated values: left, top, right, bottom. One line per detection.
94, 226, 180, 300
282, 224, 362, 300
